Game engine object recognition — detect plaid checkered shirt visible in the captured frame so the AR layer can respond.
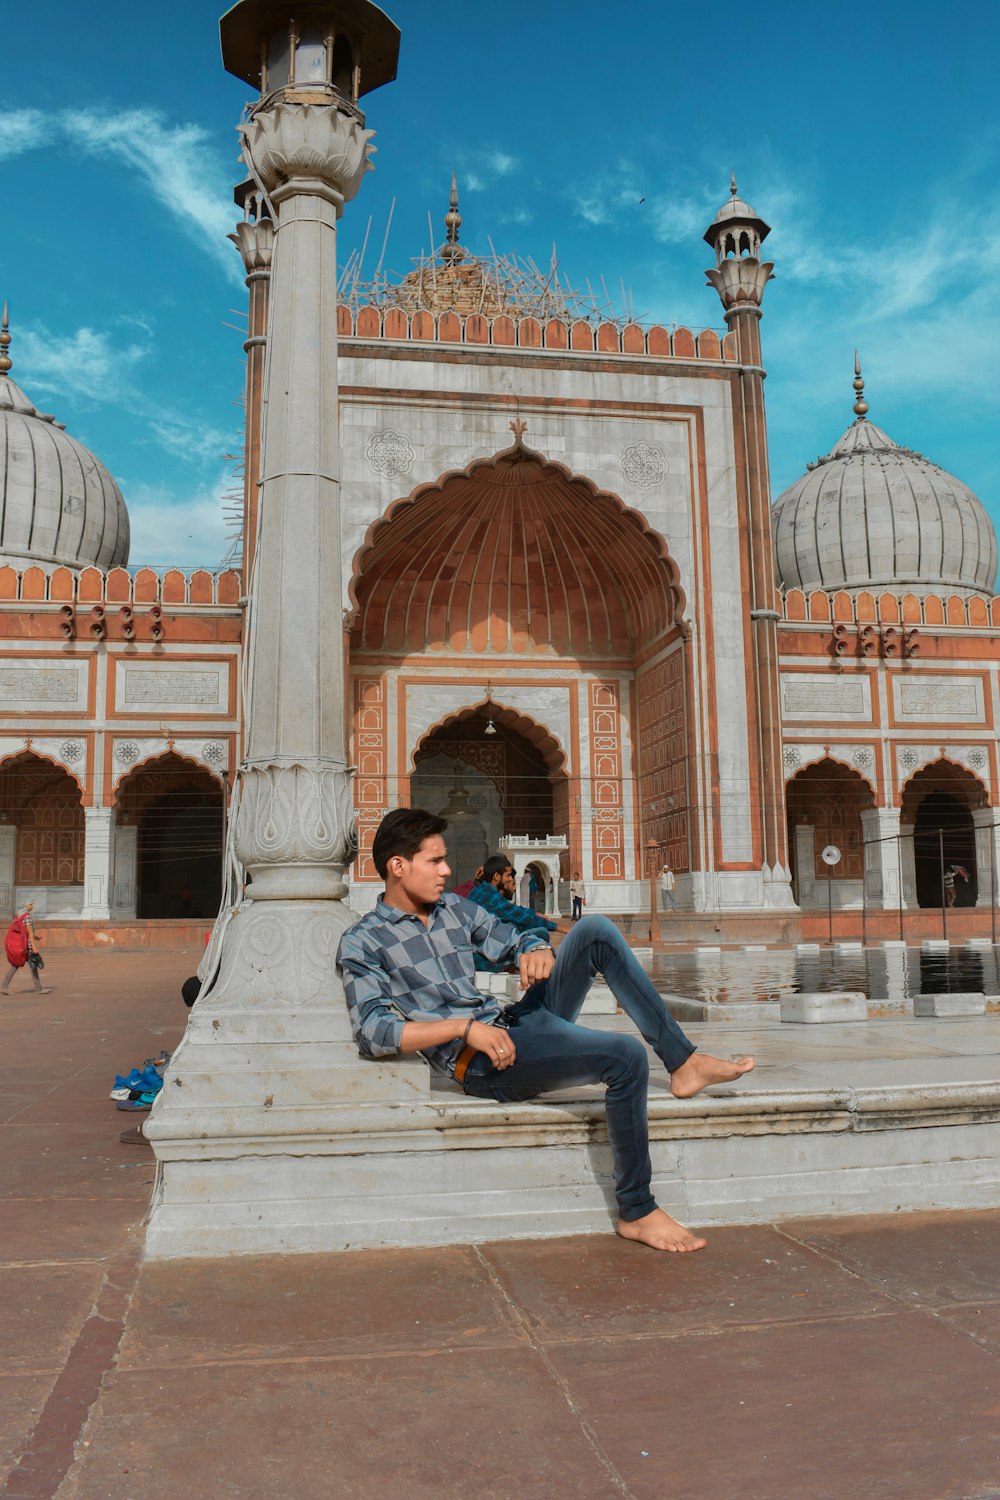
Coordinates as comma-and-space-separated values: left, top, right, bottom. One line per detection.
464, 880, 556, 971
338, 893, 550, 1077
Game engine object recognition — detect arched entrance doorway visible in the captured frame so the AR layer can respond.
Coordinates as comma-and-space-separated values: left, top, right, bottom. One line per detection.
0, 752, 84, 916
786, 758, 873, 908
347, 437, 688, 909
902, 761, 983, 908
115, 753, 225, 919
411, 705, 566, 890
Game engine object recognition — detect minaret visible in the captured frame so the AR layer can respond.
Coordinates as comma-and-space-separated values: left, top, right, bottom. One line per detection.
229, 183, 274, 587
144, 0, 402, 1257
704, 179, 793, 906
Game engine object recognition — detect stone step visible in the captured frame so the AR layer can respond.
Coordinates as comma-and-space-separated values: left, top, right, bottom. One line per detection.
780, 992, 869, 1024
913, 992, 986, 1018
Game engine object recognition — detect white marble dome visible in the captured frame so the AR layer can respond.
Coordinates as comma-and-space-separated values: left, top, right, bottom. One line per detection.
0, 340, 129, 571
772, 389, 996, 597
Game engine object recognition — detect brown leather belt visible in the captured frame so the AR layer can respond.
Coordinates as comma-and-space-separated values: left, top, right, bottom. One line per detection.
453, 1045, 476, 1086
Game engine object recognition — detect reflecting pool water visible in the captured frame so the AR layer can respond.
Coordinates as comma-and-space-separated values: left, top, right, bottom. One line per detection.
644, 946, 1000, 1007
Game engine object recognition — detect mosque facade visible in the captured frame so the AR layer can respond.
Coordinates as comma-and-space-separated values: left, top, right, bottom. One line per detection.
1, 178, 998, 931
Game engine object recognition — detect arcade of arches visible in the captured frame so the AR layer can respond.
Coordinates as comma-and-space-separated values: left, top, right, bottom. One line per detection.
348, 444, 691, 896
0, 751, 225, 921
787, 755, 994, 912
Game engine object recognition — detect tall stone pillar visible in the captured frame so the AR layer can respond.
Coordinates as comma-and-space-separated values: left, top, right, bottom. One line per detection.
81, 806, 115, 920
793, 824, 816, 908
861, 807, 904, 910
704, 181, 793, 909
144, 4, 415, 1258
898, 823, 918, 908
0, 823, 15, 917
112, 824, 137, 917
972, 807, 1000, 910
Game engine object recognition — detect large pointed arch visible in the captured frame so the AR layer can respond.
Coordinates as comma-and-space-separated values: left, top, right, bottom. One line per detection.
347, 437, 688, 658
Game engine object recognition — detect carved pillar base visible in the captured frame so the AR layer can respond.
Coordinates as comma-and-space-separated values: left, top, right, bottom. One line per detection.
761, 862, 797, 909
233, 761, 355, 900
143, 899, 432, 1256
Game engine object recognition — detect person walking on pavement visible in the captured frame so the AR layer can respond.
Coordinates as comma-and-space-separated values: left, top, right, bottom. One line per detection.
660, 863, 676, 912
2, 902, 52, 994
570, 871, 586, 922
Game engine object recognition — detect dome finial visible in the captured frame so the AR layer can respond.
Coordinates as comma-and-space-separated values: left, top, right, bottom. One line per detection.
852, 349, 869, 419
0, 302, 12, 376
441, 170, 465, 263
730, 170, 738, 197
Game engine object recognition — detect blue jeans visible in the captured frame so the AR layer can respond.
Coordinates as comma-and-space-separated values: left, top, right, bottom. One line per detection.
463, 915, 696, 1221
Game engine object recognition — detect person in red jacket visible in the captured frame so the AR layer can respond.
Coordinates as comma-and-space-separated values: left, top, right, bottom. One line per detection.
2, 902, 51, 994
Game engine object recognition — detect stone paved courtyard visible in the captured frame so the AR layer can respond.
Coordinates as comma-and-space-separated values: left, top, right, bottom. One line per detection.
2, 950, 1000, 1499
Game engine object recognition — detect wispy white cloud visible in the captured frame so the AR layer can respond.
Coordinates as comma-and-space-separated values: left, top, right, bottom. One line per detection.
0, 105, 238, 281
15, 319, 240, 468
0, 109, 53, 160
461, 147, 520, 193
63, 108, 239, 281
15, 325, 148, 405
125, 470, 235, 569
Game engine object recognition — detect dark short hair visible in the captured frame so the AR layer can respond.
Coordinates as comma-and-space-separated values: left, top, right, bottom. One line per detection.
371, 807, 448, 878
481, 854, 512, 883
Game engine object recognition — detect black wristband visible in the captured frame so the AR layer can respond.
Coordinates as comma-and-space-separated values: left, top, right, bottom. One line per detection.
462, 1017, 474, 1044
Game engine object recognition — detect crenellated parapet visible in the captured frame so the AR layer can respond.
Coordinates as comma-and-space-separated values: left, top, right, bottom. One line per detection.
781, 587, 1000, 630
0, 564, 242, 607
336, 303, 738, 361
0, 565, 243, 645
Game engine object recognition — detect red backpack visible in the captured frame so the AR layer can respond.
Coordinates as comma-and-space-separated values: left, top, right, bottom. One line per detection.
5, 917, 29, 968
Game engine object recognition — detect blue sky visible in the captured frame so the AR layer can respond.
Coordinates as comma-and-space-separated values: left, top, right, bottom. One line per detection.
1, 0, 997, 567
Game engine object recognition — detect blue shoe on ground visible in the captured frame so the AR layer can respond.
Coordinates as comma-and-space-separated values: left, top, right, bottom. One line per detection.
115, 1093, 156, 1111
114, 1070, 146, 1091
137, 1067, 163, 1093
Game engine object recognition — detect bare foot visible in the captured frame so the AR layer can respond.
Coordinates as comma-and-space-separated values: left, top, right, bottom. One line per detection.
670, 1052, 755, 1099
618, 1208, 707, 1253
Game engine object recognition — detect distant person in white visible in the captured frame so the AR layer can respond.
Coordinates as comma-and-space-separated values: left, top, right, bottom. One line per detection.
570, 872, 587, 922
660, 864, 676, 911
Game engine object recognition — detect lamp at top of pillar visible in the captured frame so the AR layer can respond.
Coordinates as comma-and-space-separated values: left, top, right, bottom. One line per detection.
703, 174, 773, 318
221, 0, 399, 117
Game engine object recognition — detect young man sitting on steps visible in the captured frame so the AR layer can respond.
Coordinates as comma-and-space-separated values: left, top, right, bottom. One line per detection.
338, 808, 755, 1253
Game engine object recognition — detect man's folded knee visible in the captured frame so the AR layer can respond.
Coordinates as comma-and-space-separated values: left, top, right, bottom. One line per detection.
605, 1034, 648, 1083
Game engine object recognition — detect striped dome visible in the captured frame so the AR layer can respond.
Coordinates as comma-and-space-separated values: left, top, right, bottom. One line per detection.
773, 413, 996, 597
0, 368, 129, 571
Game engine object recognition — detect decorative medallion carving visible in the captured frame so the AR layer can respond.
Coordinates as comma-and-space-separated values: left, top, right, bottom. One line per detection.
115, 742, 140, 766
783, 747, 802, 771
201, 741, 226, 766
59, 740, 83, 763
619, 441, 667, 489
898, 748, 918, 770
852, 747, 873, 769
365, 430, 415, 479
968, 747, 987, 770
